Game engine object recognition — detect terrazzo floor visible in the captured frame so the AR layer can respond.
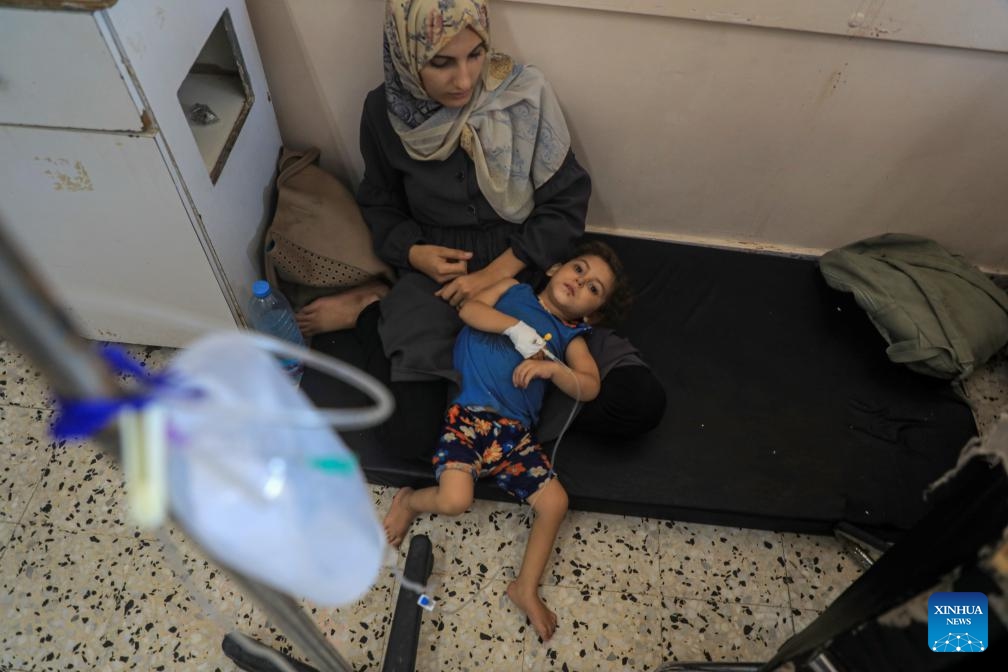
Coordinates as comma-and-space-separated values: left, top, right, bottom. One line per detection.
1, 339, 1005, 671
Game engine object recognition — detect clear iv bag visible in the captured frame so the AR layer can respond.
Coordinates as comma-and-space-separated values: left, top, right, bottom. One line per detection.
164, 331, 387, 606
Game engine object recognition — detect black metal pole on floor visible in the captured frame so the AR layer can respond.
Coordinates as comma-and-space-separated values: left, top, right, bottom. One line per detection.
382, 534, 435, 672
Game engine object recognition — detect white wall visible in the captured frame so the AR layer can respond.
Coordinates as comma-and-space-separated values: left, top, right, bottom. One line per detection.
247, 0, 1008, 272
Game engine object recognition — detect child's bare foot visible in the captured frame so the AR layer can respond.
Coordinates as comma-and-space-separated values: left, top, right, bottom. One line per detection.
507, 580, 558, 641
294, 281, 387, 336
382, 487, 419, 548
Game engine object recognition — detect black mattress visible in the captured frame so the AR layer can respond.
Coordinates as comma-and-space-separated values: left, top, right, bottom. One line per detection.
302, 234, 977, 536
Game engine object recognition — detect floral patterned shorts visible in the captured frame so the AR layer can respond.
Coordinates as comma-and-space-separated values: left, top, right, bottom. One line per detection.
432, 404, 554, 502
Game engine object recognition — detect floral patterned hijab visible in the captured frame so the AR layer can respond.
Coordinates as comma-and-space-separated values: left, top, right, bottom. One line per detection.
383, 0, 571, 223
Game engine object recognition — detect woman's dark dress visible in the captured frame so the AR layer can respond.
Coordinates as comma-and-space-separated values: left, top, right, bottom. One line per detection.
351, 85, 664, 460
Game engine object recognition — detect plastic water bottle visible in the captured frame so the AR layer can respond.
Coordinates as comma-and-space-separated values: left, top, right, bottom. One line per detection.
247, 280, 305, 384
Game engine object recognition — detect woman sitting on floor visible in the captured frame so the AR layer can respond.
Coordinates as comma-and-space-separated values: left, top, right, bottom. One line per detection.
295, 0, 665, 455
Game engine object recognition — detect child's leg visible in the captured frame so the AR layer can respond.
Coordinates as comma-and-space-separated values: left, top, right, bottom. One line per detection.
382, 469, 475, 547
507, 478, 568, 641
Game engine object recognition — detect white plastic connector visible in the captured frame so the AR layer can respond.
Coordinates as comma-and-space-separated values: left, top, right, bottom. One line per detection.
119, 403, 168, 528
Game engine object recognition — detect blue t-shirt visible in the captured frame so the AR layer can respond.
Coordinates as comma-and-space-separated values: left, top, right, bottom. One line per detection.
452, 283, 591, 427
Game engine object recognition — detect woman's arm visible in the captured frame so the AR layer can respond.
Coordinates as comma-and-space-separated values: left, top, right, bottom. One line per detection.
511, 149, 591, 273
435, 150, 591, 307
435, 248, 525, 307
511, 335, 600, 401
456, 279, 520, 333
356, 90, 471, 279
356, 98, 422, 272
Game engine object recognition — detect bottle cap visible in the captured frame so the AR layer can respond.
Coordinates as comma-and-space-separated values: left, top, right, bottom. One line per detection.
252, 280, 271, 298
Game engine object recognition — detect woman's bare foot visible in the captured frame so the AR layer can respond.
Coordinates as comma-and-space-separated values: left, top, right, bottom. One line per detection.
507, 580, 558, 641
382, 487, 419, 548
294, 281, 387, 336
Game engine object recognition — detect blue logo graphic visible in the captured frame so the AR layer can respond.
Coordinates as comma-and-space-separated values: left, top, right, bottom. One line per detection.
928, 592, 987, 652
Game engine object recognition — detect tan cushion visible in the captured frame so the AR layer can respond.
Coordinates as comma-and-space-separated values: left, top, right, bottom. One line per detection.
264, 147, 391, 309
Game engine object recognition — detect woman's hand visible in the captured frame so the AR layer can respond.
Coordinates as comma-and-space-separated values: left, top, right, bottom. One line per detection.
435, 268, 501, 308
408, 244, 472, 283
512, 358, 558, 389
435, 247, 526, 308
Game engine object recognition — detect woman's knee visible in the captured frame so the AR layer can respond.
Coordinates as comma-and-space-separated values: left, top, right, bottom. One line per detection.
577, 365, 666, 437
377, 379, 451, 462
629, 368, 666, 432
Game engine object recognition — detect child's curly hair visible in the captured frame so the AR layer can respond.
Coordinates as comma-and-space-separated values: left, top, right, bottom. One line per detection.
571, 239, 633, 326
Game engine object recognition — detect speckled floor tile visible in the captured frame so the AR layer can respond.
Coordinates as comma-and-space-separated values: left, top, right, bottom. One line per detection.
145, 523, 267, 624
658, 522, 790, 608
0, 405, 51, 524
659, 596, 792, 665
110, 532, 239, 670
414, 576, 526, 671
522, 587, 661, 671
366, 483, 394, 529
0, 523, 15, 560
107, 528, 384, 671
110, 521, 395, 671
964, 348, 1008, 438
545, 510, 660, 594
26, 431, 135, 537
381, 491, 660, 596
0, 340, 52, 409
392, 495, 529, 583
0, 524, 131, 670
781, 532, 864, 612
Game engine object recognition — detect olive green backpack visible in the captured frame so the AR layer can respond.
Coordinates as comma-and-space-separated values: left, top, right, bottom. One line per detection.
819, 234, 1008, 380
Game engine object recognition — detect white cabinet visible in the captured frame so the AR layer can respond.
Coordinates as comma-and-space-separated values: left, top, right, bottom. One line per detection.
0, 0, 282, 347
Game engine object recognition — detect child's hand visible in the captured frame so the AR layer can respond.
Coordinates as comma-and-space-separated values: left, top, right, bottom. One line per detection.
512, 359, 558, 389
503, 321, 547, 359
